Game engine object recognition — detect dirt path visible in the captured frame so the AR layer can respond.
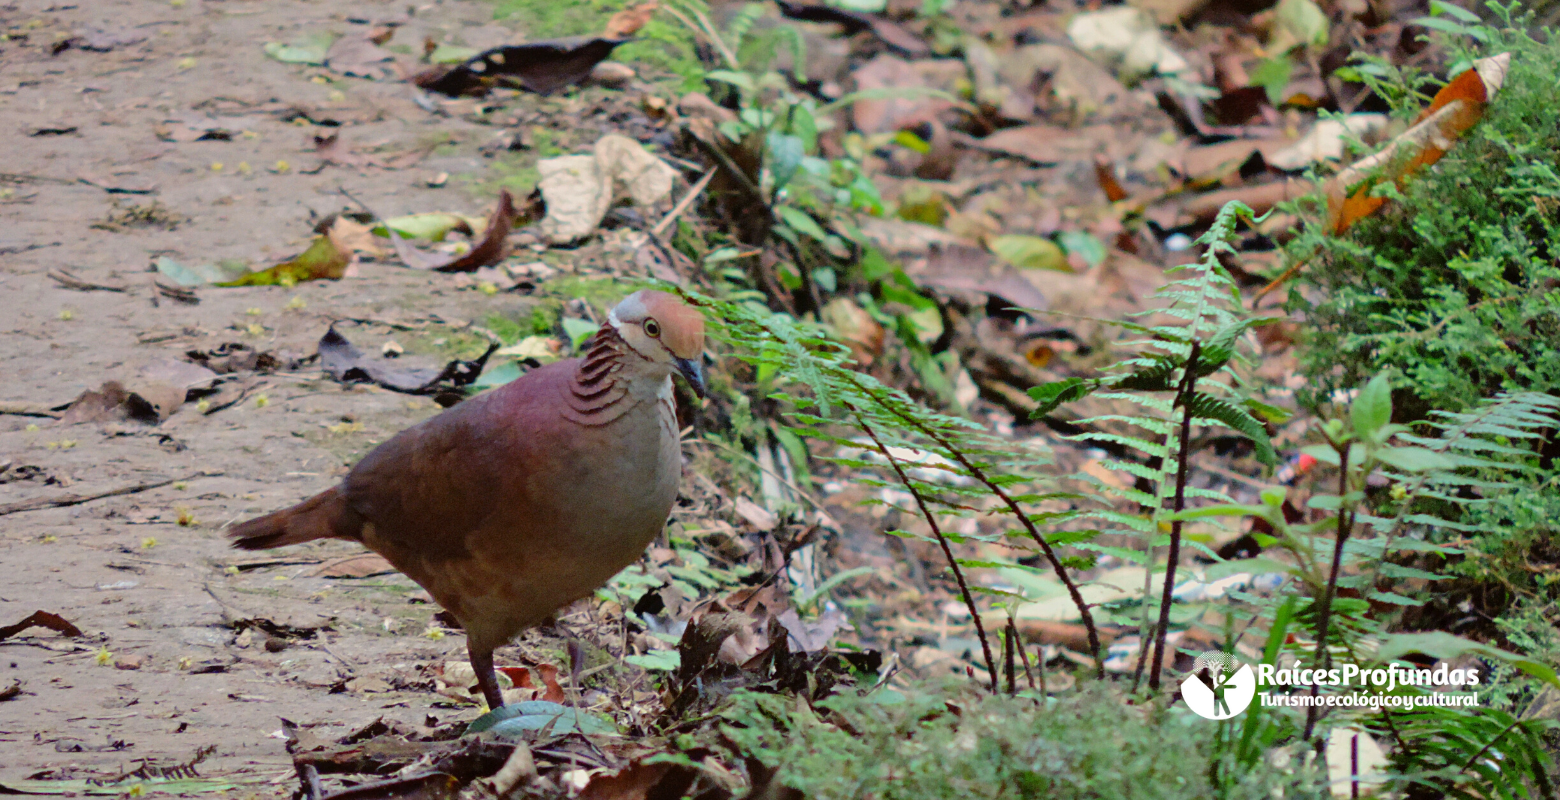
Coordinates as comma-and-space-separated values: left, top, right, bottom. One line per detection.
0, 0, 557, 783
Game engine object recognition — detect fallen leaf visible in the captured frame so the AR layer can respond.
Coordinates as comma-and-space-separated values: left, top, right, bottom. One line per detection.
319, 326, 497, 395
154, 116, 254, 143
58, 381, 173, 425
989, 234, 1070, 273
313, 553, 396, 578
1327, 53, 1509, 234
413, 37, 629, 97
537, 137, 676, 244
1067, 7, 1188, 78
774, 0, 930, 57
966, 125, 1073, 164
76, 170, 157, 194
218, 235, 348, 287
326, 30, 396, 79
389, 190, 515, 271
1094, 157, 1128, 202
264, 30, 337, 65
311, 132, 431, 172
603, 1, 659, 38
55, 27, 146, 53
1266, 114, 1388, 171
850, 54, 956, 134
0, 610, 83, 641
373, 213, 482, 242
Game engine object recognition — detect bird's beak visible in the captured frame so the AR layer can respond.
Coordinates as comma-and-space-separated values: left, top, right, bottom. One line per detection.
674, 357, 706, 398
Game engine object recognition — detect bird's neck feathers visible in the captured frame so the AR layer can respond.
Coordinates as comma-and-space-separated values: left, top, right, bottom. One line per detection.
562, 322, 671, 426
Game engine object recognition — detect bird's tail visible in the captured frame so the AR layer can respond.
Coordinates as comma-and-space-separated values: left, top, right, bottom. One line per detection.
227, 487, 359, 550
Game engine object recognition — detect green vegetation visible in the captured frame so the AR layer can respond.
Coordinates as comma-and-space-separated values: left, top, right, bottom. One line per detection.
1289, 3, 1560, 713
716, 682, 1324, 800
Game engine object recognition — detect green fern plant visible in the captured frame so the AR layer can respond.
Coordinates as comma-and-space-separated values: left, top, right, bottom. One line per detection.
1026, 201, 1281, 691
1181, 378, 1560, 797
676, 286, 1105, 686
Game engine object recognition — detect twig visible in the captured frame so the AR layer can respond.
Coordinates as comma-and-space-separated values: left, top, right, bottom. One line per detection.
1149, 341, 1201, 692
48, 268, 128, 293
856, 381, 1106, 677
854, 409, 999, 693
0, 402, 61, 419
651, 168, 716, 238
0, 473, 209, 517
1011, 614, 1036, 691
1304, 439, 1353, 745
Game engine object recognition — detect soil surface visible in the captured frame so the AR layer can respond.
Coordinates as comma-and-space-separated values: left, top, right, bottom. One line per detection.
0, 0, 564, 785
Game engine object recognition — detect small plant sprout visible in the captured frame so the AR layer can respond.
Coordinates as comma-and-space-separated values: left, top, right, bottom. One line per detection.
175, 506, 197, 526
95, 647, 113, 666
286, 296, 306, 310
57, 308, 74, 321
254, 394, 270, 408
141, 536, 158, 549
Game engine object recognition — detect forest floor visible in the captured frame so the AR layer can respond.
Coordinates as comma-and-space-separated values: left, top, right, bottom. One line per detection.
0, 0, 566, 787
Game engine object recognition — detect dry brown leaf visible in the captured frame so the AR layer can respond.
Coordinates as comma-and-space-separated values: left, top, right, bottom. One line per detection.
603, 1, 658, 37
1327, 53, 1509, 234
389, 190, 515, 272
312, 553, 396, 578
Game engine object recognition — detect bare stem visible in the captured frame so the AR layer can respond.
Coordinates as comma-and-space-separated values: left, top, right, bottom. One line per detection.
854, 380, 1105, 678
855, 409, 999, 692
1304, 439, 1353, 744
1149, 341, 1201, 692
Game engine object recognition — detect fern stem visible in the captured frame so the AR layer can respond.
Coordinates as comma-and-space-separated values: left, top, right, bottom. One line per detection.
1456, 717, 1524, 779
855, 381, 1106, 678
1149, 341, 1201, 692
1305, 439, 1353, 745
853, 408, 999, 693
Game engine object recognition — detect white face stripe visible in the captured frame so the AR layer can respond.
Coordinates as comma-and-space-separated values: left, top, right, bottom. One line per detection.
608, 305, 676, 363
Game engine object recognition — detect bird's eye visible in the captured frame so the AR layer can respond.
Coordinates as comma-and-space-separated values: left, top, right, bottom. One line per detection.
643, 318, 661, 338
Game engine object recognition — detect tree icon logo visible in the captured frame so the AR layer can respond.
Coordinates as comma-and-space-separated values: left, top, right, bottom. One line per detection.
1181, 650, 1256, 720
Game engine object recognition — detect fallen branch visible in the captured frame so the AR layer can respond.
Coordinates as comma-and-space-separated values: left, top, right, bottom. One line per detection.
0, 402, 61, 419
651, 167, 716, 237
0, 473, 213, 517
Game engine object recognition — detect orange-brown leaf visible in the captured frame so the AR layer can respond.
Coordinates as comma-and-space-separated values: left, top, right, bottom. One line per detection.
604, 1, 659, 37
1094, 157, 1128, 202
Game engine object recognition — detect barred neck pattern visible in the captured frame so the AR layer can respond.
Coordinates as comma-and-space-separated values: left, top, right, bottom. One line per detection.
563, 324, 635, 426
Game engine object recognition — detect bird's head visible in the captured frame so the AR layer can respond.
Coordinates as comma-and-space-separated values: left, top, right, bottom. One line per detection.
608, 290, 706, 397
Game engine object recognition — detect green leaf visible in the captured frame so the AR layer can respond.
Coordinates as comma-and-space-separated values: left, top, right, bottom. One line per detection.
767, 132, 804, 192
1375, 632, 1560, 690
1374, 445, 1456, 472
428, 44, 481, 64
466, 700, 619, 736
624, 650, 681, 672
776, 205, 830, 243
1429, 0, 1482, 22
471, 359, 522, 389
989, 235, 1069, 272
154, 256, 249, 287
1028, 377, 1095, 417
1113, 356, 1179, 392
562, 317, 600, 351
263, 30, 337, 65
1249, 57, 1293, 105
1352, 373, 1393, 441
705, 69, 756, 92
374, 212, 485, 241
1185, 393, 1277, 466
1273, 0, 1329, 49
1056, 230, 1107, 268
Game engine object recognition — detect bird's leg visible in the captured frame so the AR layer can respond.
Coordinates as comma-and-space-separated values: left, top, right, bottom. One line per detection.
468, 644, 506, 711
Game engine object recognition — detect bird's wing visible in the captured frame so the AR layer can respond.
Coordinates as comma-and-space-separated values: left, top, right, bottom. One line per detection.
341, 360, 575, 562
